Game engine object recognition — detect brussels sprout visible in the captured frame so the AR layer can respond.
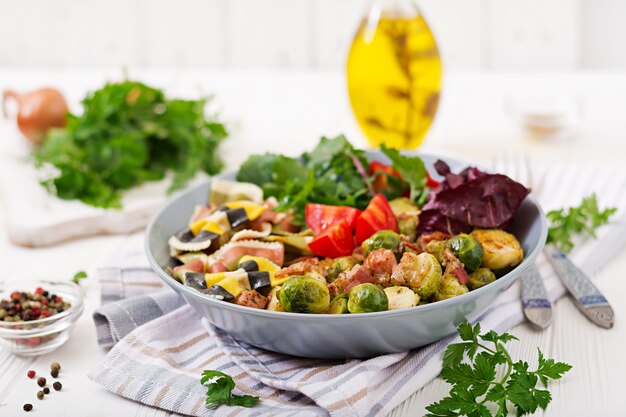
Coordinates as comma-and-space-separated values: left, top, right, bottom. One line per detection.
327, 256, 360, 282
362, 230, 402, 258
389, 197, 420, 240
328, 294, 350, 314
468, 268, 496, 290
435, 275, 469, 301
424, 239, 447, 264
447, 234, 484, 273
347, 283, 389, 313
384, 286, 420, 310
277, 275, 330, 313
470, 229, 524, 270
390, 252, 442, 299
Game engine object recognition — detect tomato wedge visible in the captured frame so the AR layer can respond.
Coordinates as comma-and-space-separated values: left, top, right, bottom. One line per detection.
355, 194, 399, 244
305, 203, 361, 235
425, 172, 441, 188
308, 220, 355, 258
369, 161, 402, 193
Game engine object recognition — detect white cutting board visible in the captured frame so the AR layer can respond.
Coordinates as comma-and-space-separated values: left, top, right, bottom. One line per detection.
0, 124, 208, 247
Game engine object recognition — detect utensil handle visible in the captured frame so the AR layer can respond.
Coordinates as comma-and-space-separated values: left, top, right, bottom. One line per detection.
521, 263, 552, 328
545, 248, 614, 328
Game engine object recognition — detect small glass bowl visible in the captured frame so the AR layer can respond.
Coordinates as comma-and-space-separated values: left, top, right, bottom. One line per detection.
0, 281, 84, 356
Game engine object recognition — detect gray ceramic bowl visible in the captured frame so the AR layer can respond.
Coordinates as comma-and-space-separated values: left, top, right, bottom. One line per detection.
145, 152, 547, 359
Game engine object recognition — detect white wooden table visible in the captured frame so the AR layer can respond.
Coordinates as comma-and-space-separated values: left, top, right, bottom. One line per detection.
1, 69, 625, 416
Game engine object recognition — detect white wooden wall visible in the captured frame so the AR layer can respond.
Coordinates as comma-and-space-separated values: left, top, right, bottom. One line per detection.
0, 0, 624, 70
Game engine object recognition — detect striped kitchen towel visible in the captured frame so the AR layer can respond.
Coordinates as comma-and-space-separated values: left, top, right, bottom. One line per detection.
89, 162, 626, 417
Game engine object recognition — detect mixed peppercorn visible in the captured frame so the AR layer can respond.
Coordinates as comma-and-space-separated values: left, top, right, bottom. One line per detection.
22, 362, 63, 412
0, 288, 71, 322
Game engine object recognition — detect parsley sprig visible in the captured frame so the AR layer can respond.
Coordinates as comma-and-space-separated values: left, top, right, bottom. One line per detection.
201, 370, 259, 409
547, 193, 617, 253
426, 322, 571, 417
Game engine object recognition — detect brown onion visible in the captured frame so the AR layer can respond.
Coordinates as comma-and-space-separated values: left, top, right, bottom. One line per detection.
2, 87, 68, 145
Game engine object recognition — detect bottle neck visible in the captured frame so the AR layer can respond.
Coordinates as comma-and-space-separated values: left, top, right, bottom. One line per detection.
370, 0, 420, 18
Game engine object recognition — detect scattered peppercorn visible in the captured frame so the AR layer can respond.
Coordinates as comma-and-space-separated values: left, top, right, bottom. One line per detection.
36, 391, 44, 400
27, 370, 36, 379
37, 377, 46, 387
51, 368, 58, 378
23, 403, 33, 412
43, 387, 50, 394
52, 381, 62, 391
0, 288, 71, 322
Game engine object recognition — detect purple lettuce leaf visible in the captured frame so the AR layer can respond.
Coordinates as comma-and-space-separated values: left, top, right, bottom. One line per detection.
418, 160, 530, 234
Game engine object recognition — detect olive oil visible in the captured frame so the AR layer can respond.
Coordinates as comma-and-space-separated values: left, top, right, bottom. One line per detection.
347, 9, 442, 149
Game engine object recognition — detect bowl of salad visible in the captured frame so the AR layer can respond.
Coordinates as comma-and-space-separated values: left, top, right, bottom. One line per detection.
145, 136, 546, 358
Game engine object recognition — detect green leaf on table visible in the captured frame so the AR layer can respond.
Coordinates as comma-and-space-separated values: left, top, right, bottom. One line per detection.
428, 321, 571, 416
546, 193, 617, 253
200, 370, 259, 410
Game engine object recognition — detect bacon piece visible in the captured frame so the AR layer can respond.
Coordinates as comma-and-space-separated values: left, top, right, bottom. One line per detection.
335, 264, 374, 293
234, 290, 269, 309
208, 262, 228, 273
363, 249, 397, 286
173, 259, 204, 274
443, 248, 470, 285
277, 214, 301, 234
327, 282, 339, 298
417, 232, 451, 248
275, 258, 322, 278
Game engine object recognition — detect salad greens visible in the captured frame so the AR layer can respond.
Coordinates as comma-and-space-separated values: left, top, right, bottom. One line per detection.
201, 370, 259, 409
427, 322, 571, 417
237, 135, 425, 225
547, 193, 617, 253
35, 80, 227, 208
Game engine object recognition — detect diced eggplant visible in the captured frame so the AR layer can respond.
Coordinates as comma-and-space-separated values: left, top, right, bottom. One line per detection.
248, 271, 271, 292
205, 285, 235, 301
184, 272, 208, 291
226, 207, 249, 229
168, 229, 221, 252
238, 259, 259, 272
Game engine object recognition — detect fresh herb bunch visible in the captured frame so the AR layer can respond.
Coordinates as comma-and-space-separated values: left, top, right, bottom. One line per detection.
200, 370, 259, 409
426, 322, 571, 417
35, 80, 227, 208
237, 135, 426, 225
380, 144, 428, 204
547, 193, 617, 253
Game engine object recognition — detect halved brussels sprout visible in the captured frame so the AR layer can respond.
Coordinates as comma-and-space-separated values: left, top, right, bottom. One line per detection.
424, 239, 447, 264
390, 252, 442, 299
327, 256, 360, 282
277, 275, 330, 313
468, 268, 496, 290
384, 286, 419, 310
362, 230, 402, 258
435, 275, 469, 301
470, 229, 524, 270
447, 234, 484, 273
328, 294, 350, 314
347, 283, 388, 313
389, 197, 420, 240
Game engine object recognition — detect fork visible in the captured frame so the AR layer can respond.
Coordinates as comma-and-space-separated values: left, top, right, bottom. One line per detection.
494, 151, 553, 329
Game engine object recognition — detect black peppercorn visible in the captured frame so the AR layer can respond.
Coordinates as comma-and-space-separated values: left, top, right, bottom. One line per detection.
43, 387, 50, 394
23, 403, 33, 411
37, 377, 46, 387
53, 381, 62, 391
51, 369, 59, 378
